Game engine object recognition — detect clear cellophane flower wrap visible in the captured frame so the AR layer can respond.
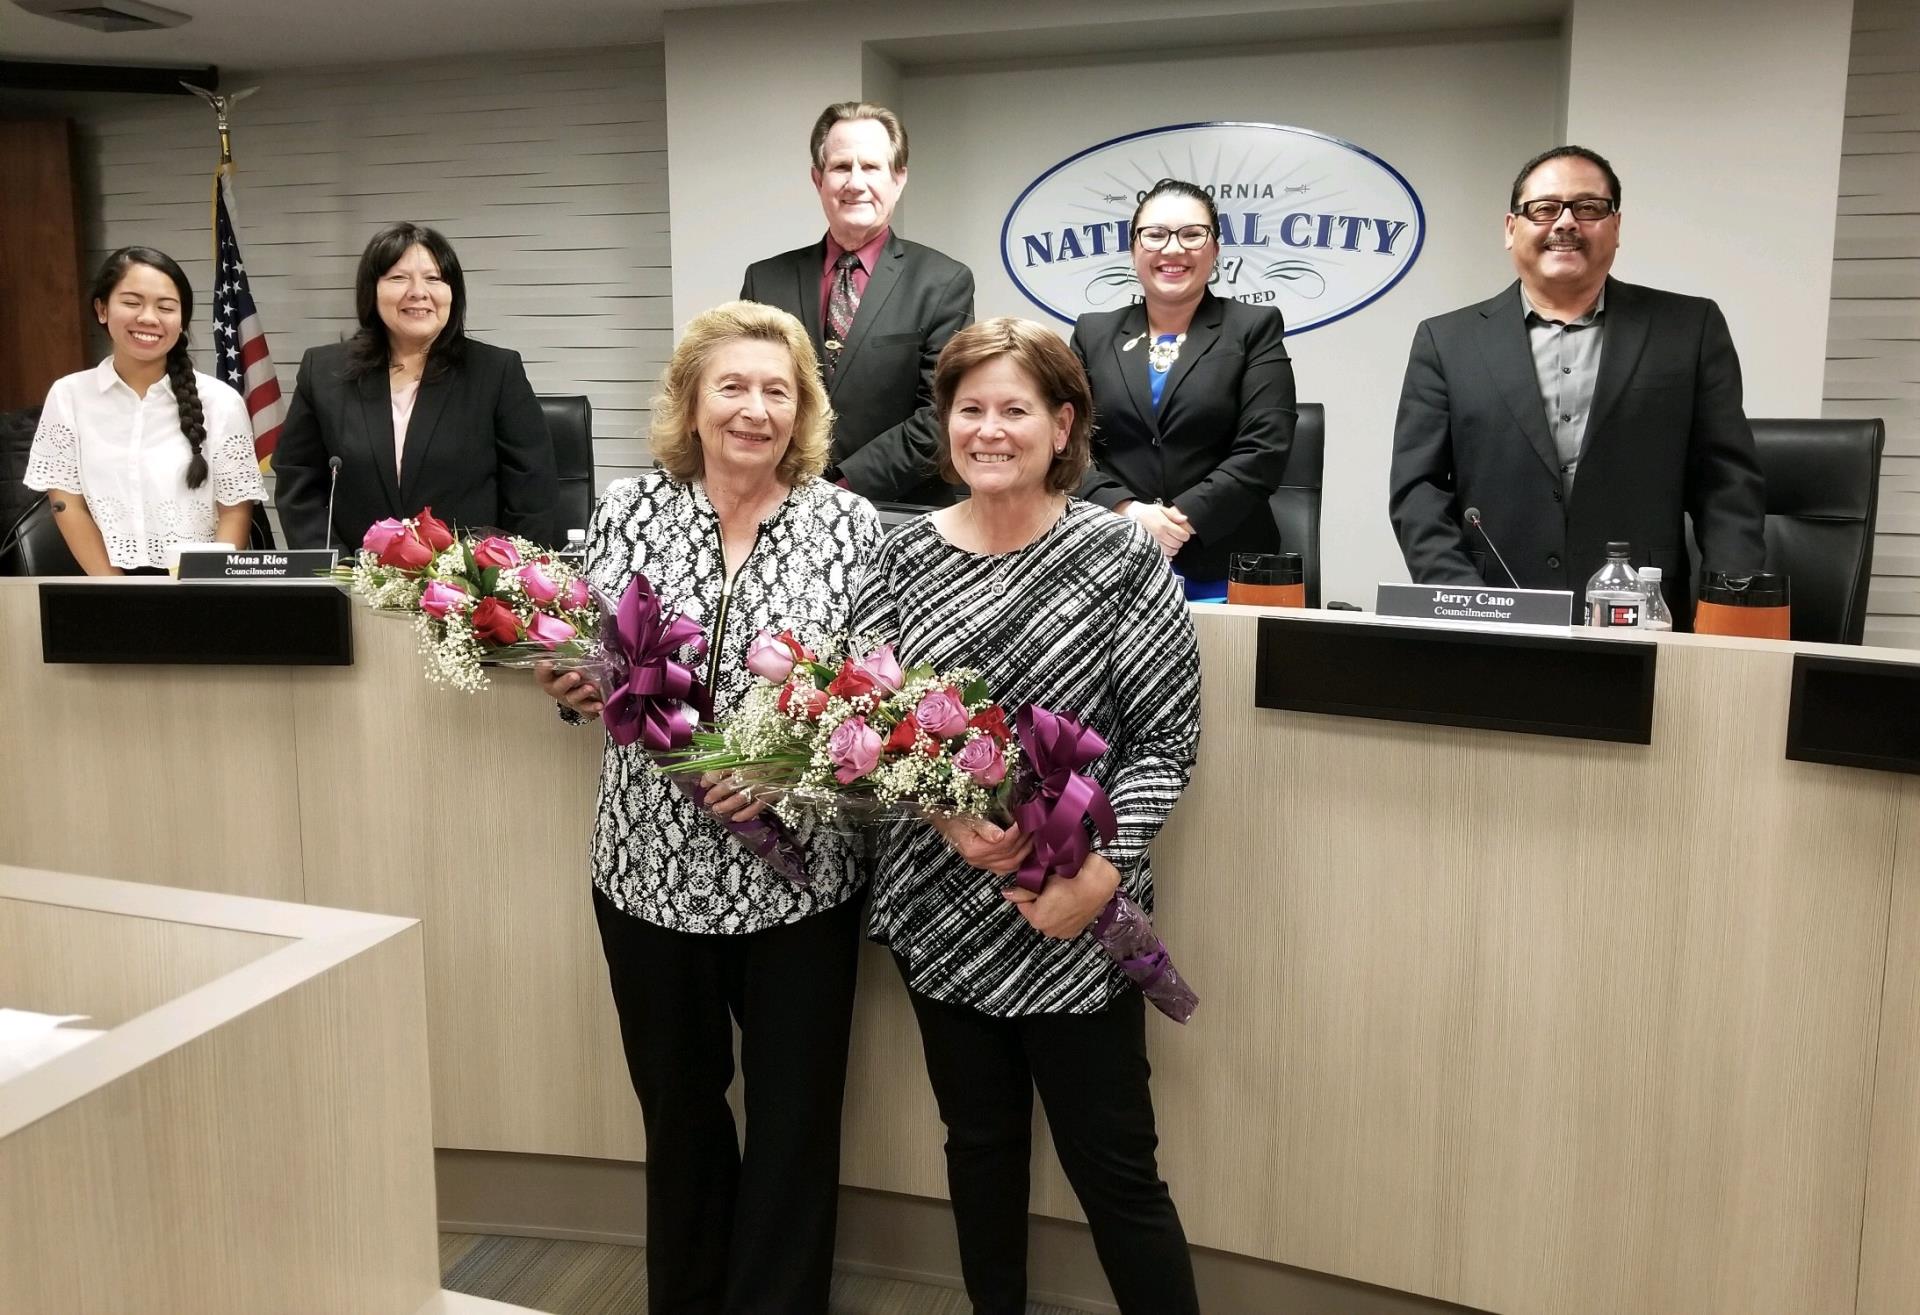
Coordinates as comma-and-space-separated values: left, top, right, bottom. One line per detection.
1009, 705, 1199, 1024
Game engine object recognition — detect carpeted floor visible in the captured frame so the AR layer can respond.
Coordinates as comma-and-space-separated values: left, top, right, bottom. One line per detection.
440, 1231, 1090, 1314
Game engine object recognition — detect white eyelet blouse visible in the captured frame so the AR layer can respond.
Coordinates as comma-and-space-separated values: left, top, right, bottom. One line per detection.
25, 358, 267, 569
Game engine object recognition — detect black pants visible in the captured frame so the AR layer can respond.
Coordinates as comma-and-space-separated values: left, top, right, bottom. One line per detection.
594, 888, 862, 1315
905, 976, 1200, 1315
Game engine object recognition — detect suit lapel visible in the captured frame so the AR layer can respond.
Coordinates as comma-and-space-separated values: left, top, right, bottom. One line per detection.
1474, 282, 1562, 481
398, 368, 452, 514
1108, 302, 1155, 434
1582, 278, 1646, 452
357, 369, 405, 515
792, 241, 828, 366
829, 234, 904, 399
1155, 292, 1225, 429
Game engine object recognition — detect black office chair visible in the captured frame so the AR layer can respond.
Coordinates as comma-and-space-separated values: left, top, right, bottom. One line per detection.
1750, 417, 1885, 644
0, 498, 81, 576
1270, 401, 1324, 607
539, 394, 596, 544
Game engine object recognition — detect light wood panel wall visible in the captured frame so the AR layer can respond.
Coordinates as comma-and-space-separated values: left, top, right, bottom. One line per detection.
1825, 1, 1920, 646
0, 582, 307, 900
1858, 777, 1920, 1315
4, 579, 1918, 1315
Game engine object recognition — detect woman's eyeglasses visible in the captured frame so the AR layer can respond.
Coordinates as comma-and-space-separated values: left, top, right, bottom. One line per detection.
1134, 224, 1216, 251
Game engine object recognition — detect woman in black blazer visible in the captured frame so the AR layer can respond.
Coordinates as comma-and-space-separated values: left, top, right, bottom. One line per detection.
1071, 179, 1297, 597
274, 222, 558, 551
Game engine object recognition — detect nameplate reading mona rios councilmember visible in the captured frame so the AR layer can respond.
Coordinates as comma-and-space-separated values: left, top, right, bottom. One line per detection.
177, 549, 339, 582
1375, 582, 1573, 627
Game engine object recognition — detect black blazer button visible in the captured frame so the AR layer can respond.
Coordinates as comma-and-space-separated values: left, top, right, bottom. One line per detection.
1547, 555, 1561, 569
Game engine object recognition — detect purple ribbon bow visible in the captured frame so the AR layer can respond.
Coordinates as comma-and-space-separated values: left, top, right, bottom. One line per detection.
1012, 705, 1119, 892
599, 576, 708, 750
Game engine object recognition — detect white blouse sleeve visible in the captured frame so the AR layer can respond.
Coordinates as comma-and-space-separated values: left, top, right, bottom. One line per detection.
23, 379, 82, 494
203, 382, 267, 507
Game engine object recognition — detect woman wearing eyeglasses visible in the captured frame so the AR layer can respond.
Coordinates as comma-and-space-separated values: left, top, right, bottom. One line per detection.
1071, 178, 1298, 599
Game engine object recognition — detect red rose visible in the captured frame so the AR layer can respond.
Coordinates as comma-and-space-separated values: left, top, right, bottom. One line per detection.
469, 596, 522, 646
968, 706, 1012, 744
826, 659, 876, 700
779, 681, 829, 719
776, 629, 815, 663
884, 713, 919, 754
378, 529, 432, 571
414, 507, 454, 552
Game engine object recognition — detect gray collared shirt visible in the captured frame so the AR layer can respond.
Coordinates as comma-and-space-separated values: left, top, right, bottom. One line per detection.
1521, 285, 1607, 493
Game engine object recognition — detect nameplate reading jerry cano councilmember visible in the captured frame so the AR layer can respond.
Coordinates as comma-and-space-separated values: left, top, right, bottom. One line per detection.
1375, 582, 1573, 627
177, 549, 339, 582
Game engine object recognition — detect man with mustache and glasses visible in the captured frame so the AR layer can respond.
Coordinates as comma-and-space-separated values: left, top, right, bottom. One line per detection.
742, 101, 974, 506
1388, 145, 1766, 628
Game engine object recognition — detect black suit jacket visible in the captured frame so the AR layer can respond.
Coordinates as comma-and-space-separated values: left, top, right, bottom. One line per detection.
741, 232, 973, 505
1072, 291, 1297, 582
274, 339, 558, 551
1388, 278, 1767, 627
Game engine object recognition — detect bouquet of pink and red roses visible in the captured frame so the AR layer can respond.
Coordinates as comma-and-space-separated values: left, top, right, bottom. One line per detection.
658, 631, 1199, 1022
333, 509, 601, 691
655, 631, 1023, 820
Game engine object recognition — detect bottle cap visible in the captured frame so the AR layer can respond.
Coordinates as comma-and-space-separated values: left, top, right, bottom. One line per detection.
1640, 566, 1663, 582
1605, 540, 1632, 556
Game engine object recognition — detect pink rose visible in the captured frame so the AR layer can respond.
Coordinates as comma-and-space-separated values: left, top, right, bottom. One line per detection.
955, 735, 1007, 786
851, 642, 903, 693
473, 535, 521, 570
915, 687, 969, 739
562, 577, 590, 610
827, 716, 883, 784
518, 563, 559, 604
745, 629, 797, 684
362, 517, 408, 555
527, 612, 578, 649
418, 579, 470, 619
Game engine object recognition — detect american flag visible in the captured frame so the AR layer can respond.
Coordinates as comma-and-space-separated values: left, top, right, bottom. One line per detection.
211, 168, 286, 467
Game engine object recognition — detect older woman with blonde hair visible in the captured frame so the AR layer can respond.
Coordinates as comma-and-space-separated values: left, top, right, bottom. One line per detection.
537, 300, 880, 1314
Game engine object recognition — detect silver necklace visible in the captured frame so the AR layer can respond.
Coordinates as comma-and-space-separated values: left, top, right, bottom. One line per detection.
1147, 332, 1186, 372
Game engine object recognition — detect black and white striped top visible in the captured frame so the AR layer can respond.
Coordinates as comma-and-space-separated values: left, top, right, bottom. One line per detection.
584, 469, 882, 935
850, 499, 1201, 1015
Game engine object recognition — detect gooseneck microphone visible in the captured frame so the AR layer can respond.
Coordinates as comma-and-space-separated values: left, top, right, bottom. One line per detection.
323, 456, 343, 554
1463, 506, 1520, 588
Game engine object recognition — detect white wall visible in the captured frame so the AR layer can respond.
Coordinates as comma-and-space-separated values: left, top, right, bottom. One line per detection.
902, 32, 1559, 603
1564, 0, 1852, 416
665, 0, 1856, 606
34, 46, 671, 490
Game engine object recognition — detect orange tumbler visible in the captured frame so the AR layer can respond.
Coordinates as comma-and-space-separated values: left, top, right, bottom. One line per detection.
1693, 572, 1791, 640
1227, 552, 1306, 608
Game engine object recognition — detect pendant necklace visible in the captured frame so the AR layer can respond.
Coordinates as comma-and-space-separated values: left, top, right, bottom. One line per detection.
1147, 332, 1186, 373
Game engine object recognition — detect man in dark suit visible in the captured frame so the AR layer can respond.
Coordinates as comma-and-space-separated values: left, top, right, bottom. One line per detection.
741, 101, 973, 505
1388, 145, 1766, 627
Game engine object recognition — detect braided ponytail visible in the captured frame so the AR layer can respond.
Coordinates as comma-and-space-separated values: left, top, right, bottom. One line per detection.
166, 339, 209, 490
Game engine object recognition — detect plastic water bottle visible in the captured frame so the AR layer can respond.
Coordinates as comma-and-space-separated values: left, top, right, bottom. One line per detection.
1583, 542, 1643, 628
1638, 566, 1674, 631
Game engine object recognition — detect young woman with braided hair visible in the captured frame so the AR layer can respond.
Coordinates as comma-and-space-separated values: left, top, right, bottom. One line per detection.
25, 247, 265, 574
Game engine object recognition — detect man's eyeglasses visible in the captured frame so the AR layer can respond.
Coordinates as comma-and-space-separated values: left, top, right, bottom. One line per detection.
1514, 197, 1617, 224
1134, 224, 1216, 251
